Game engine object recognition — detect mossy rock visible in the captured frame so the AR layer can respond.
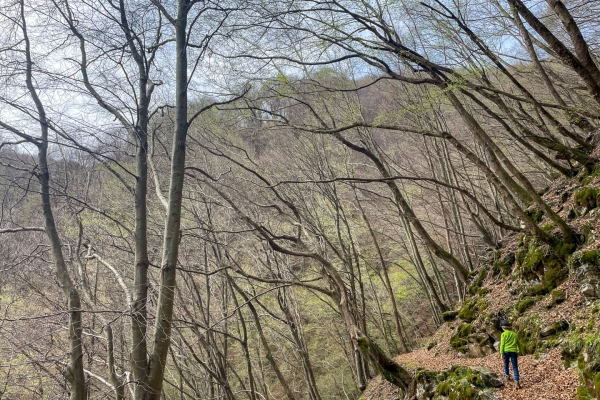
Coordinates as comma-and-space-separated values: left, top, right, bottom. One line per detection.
525, 266, 569, 297
524, 208, 545, 223
547, 290, 566, 308
582, 223, 595, 245
574, 188, 600, 209
577, 335, 600, 399
561, 334, 585, 368
442, 310, 459, 322
517, 236, 573, 296
467, 267, 488, 295
515, 297, 536, 314
580, 166, 600, 186
492, 251, 515, 277
572, 250, 600, 268
540, 320, 569, 338
450, 323, 473, 352
458, 298, 488, 322
413, 365, 502, 400
516, 316, 542, 355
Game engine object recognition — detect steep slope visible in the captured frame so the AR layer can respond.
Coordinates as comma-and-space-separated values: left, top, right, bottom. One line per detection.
363, 172, 600, 399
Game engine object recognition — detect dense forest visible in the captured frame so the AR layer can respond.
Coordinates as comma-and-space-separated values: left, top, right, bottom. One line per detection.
0, 0, 599, 399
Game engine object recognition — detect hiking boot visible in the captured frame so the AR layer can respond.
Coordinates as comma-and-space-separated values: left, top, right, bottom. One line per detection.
515, 380, 520, 389
503, 374, 511, 383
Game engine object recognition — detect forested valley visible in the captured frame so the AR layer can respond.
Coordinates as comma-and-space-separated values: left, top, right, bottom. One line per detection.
1, 0, 599, 399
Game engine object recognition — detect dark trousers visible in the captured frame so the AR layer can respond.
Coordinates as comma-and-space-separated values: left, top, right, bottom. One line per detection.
503, 352, 519, 381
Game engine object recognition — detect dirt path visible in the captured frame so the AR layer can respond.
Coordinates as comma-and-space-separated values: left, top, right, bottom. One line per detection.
362, 347, 578, 399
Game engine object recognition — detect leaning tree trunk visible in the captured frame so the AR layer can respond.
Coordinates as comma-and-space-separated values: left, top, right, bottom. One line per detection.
20, 2, 86, 396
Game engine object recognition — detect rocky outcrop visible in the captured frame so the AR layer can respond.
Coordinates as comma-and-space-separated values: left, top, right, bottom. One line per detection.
410, 365, 503, 400
573, 250, 600, 300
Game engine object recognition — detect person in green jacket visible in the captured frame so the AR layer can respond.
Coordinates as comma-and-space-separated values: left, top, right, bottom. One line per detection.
499, 320, 520, 389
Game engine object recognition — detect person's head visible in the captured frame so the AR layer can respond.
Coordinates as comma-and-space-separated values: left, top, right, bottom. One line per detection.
500, 320, 512, 330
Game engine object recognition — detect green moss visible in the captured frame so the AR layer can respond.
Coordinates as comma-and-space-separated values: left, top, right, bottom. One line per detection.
436, 381, 451, 396
594, 372, 600, 394
442, 310, 458, 322
574, 188, 600, 209
515, 297, 536, 314
448, 380, 478, 400
582, 223, 595, 244
524, 208, 544, 223
552, 239, 577, 258
577, 386, 595, 400
549, 290, 566, 307
415, 366, 500, 400
572, 250, 600, 268
563, 332, 600, 396
458, 298, 487, 322
562, 333, 585, 368
568, 208, 580, 220
542, 222, 556, 232
581, 166, 600, 186
467, 267, 488, 295
517, 316, 542, 355
450, 323, 473, 352
526, 265, 569, 297
517, 236, 574, 296
492, 251, 515, 277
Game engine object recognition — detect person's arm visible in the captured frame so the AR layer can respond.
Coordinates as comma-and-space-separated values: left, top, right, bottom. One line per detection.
499, 332, 505, 357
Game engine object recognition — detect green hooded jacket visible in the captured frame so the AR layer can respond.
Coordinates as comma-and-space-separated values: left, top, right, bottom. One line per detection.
499, 329, 519, 354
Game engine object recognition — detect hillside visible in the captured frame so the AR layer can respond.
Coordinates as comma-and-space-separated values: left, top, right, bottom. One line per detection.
362, 172, 600, 399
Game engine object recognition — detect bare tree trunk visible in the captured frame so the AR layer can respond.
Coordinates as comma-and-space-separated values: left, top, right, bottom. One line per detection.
232, 281, 297, 400
146, 1, 190, 397
277, 289, 322, 400
355, 195, 409, 352
18, 2, 86, 397
508, 0, 600, 106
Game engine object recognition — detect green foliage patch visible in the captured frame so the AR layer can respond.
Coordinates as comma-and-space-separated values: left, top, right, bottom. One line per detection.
574, 188, 600, 209
515, 297, 536, 314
